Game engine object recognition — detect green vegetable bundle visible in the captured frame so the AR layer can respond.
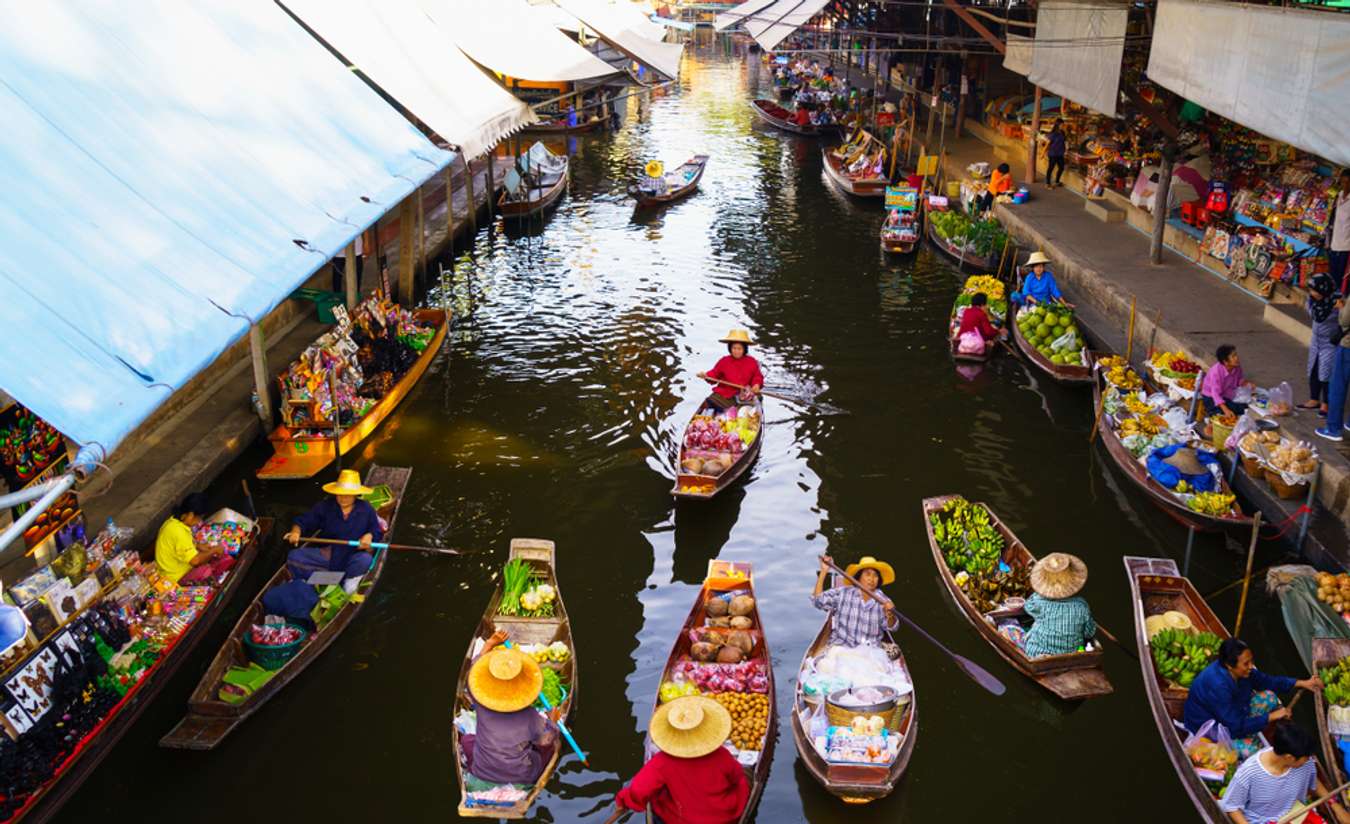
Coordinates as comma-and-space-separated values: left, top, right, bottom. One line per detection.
1150, 628, 1221, 688
536, 667, 566, 708
931, 497, 1004, 575
497, 559, 533, 616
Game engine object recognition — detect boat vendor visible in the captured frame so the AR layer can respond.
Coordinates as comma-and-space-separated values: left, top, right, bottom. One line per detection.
956, 293, 1007, 352
1014, 553, 1096, 658
283, 469, 383, 591
976, 163, 1013, 213
812, 555, 898, 648
154, 493, 233, 585
1183, 638, 1322, 761
1011, 251, 1073, 308
1200, 343, 1254, 419
1220, 722, 1350, 824
614, 695, 748, 824
462, 632, 560, 787
1146, 445, 1221, 493
793, 104, 811, 128
697, 329, 763, 412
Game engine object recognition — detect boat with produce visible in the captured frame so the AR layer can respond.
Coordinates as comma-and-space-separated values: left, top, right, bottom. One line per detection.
948, 275, 1007, 364
452, 539, 574, 818
498, 142, 570, 225
1124, 556, 1339, 823
880, 195, 921, 255
6, 514, 270, 823
1092, 355, 1252, 533
922, 495, 1112, 700
647, 560, 774, 822
924, 201, 1004, 271
1145, 350, 1203, 401
257, 302, 448, 480
821, 131, 887, 198
629, 154, 710, 207
750, 99, 827, 136
159, 465, 410, 750
1313, 637, 1350, 790
1009, 304, 1093, 384
789, 577, 918, 803
672, 397, 764, 500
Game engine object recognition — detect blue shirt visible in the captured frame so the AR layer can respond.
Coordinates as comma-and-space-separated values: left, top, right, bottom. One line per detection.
1182, 659, 1295, 738
1017, 271, 1064, 304
293, 498, 383, 571
1047, 130, 1067, 158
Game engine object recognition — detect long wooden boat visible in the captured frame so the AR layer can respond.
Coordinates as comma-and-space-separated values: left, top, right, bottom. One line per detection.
257, 311, 448, 479
9, 516, 271, 823
949, 299, 993, 364
521, 117, 603, 135
822, 145, 887, 197
1009, 307, 1094, 385
645, 560, 775, 822
629, 154, 710, 207
159, 465, 410, 749
671, 395, 764, 500
1313, 637, 1350, 790
498, 154, 570, 224
880, 208, 921, 255
750, 98, 823, 136
1092, 357, 1253, 533
922, 495, 1112, 699
452, 539, 574, 819
1124, 556, 1338, 823
790, 580, 918, 803
924, 209, 999, 271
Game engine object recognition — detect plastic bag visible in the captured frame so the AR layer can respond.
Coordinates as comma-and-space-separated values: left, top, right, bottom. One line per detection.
1226, 410, 1260, 452
957, 329, 986, 355
1050, 330, 1079, 353
1267, 381, 1293, 416
1183, 720, 1238, 772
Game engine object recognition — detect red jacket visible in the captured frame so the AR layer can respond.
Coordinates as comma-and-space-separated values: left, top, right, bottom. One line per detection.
793, 108, 811, 126
707, 354, 763, 398
958, 305, 999, 341
616, 749, 749, 824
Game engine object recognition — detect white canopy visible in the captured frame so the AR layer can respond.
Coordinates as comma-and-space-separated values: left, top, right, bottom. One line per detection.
1003, 33, 1034, 76
1027, 0, 1128, 117
553, 0, 684, 79
1149, 0, 1350, 166
282, 0, 535, 159
745, 0, 832, 52
603, 0, 670, 40
714, 0, 778, 32
442, 0, 618, 82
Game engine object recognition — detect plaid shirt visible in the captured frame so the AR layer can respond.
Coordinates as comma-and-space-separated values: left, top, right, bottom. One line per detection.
812, 586, 897, 647
1023, 593, 1096, 658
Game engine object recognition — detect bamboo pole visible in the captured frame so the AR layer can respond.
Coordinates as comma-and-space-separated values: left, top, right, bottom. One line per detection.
464, 153, 478, 235
1123, 295, 1138, 364
1233, 512, 1264, 637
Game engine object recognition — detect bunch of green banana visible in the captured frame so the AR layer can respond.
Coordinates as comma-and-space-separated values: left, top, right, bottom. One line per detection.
1318, 656, 1350, 706
933, 497, 1005, 575
1150, 628, 1222, 688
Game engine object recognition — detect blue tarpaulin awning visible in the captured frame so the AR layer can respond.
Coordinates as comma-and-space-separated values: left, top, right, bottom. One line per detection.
0, 0, 452, 456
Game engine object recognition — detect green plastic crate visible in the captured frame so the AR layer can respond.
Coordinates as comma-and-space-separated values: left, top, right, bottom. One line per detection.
291, 288, 345, 324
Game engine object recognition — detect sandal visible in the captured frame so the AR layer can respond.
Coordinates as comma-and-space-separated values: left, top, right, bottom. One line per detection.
1297, 400, 1321, 409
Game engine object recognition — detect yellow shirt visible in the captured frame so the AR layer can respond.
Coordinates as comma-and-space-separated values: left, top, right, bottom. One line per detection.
155, 516, 197, 583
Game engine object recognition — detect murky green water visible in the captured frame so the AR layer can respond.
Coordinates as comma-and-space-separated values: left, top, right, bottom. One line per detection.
59, 38, 1307, 823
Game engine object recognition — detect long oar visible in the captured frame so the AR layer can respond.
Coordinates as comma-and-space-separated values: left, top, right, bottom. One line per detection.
1093, 624, 1137, 660
820, 557, 1006, 696
299, 536, 467, 558
601, 804, 634, 824
1275, 778, 1350, 824
705, 377, 849, 416
502, 641, 588, 766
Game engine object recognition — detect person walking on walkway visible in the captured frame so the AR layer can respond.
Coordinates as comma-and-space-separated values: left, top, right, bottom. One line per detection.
1315, 291, 1350, 442
1045, 119, 1067, 189
1329, 170, 1350, 294
1300, 272, 1342, 416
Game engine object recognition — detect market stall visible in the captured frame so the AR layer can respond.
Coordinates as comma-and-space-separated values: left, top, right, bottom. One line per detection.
0, 404, 80, 559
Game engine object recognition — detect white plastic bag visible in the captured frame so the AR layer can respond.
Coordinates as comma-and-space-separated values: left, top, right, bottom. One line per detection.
1266, 381, 1293, 415
1050, 330, 1078, 353
1226, 410, 1259, 452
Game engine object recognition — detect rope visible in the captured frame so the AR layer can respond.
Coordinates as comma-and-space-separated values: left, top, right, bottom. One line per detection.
1259, 505, 1314, 542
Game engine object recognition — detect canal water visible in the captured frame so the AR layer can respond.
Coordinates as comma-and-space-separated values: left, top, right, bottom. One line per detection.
61, 38, 1307, 823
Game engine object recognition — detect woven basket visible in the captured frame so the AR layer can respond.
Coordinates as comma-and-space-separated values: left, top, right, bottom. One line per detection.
1210, 418, 1234, 451
243, 625, 309, 670
1263, 468, 1308, 501
1240, 454, 1264, 477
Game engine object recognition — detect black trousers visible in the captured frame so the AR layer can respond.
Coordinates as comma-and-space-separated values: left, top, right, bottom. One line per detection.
1046, 155, 1065, 185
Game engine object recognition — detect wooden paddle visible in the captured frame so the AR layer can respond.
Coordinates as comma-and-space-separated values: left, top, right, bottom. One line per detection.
703, 376, 849, 416
1275, 778, 1350, 824
1093, 624, 1137, 660
601, 805, 633, 824
819, 556, 1007, 696
296, 536, 468, 557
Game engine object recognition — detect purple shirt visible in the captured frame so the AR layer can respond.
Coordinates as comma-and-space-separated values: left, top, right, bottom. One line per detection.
469, 701, 557, 784
1201, 361, 1244, 407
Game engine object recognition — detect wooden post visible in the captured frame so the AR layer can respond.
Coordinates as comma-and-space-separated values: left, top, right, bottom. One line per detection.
955, 57, 968, 138
1151, 151, 1174, 265
445, 167, 457, 249
248, 323, 272, 427
485, 146, 496, 233
416, 187, 426, 281
1026, 85, 1043, 185
397, 197, 416, 303
343, 242, 358, 309
924, 63, 941, 146
464, 153, 478, 235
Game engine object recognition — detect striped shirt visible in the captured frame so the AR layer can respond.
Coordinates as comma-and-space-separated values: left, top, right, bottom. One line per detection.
1023, 594, 1096, 658
812, 586, 897, 648
1219, 749, 1316, 823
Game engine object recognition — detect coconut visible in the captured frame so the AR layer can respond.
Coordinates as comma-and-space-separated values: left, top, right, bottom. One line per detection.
729, 594, 756, 617
706, 616, 730, 628
716, 645, 744, 664
701, 459, 726, 477
691, 642, 720, 662
729, 616, 753, 630
705, 598, 730, 617
681, 457, 705, 474
727, 629, 754, 654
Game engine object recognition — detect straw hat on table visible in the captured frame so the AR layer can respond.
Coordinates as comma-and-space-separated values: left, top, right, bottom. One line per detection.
845, 556, 896, 586
468, 648, 543, 713
322, 468, 373, 497
1030, 552, 1088, 599
649, 696, 732, 759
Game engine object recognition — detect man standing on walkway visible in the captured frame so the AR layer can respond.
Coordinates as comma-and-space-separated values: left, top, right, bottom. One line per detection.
1045, 119, 1067, 189
1329, 170, 1350, 295
1316, 292, 1350, 442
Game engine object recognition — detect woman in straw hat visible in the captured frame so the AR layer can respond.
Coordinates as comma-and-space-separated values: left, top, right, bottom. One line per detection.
1145, 444, 1222, 494
1011, 251, 1072, 309
614, 696, 748, 823
812, 555, 898, 648
1020, 553, 1097, 659
283, 468, 384, 590
462, 636, 560, 785
696, 329, 763, 414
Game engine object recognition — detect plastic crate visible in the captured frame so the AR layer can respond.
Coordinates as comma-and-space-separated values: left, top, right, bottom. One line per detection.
291, 288, 345, 324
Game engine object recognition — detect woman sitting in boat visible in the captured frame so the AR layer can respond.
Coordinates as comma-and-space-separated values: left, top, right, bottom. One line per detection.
793, 105, 811, 128
462, 633, 560, 787
697, 329, 763, 413
956, 293, 1007, 352
1011, 251, 1073, 308
1008, 553, 1096, 658
812, 555, 897, 648
1201, 343, 1254, 420
614, 695, 748, 824
1221, 722, 1350, 824
155, 492, 233, 585
1183, 638, 1322, 761
283, 469, 383, 592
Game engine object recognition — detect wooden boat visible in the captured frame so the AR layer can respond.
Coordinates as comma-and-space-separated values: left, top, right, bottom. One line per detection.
9, 516, 271, 823
880, 208, 921, 255
257, 311, 448, 479
1313, 637, 1350, 789
159, 465, 410, 749
452, 539, 574, 819
822, 145, 887, 198
790, 579, 918, 803
1092, 357, 1253, 533
671, 395, 764, 500
948, 298, 994, 364
922, 495, 1112, 699
775, 82, 798, 100
750, 98, 824, 136
1124, 556, 1339, 823
498, 145, 570, 224
645, 560, 775, 822
629, 154, 710, 207
521, 117, 603, 135
924, 205, 999, 271
1009, 307, 1094, 385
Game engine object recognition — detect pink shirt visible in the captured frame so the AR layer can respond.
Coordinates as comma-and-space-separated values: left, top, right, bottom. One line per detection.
1201, 361, 1244, 407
